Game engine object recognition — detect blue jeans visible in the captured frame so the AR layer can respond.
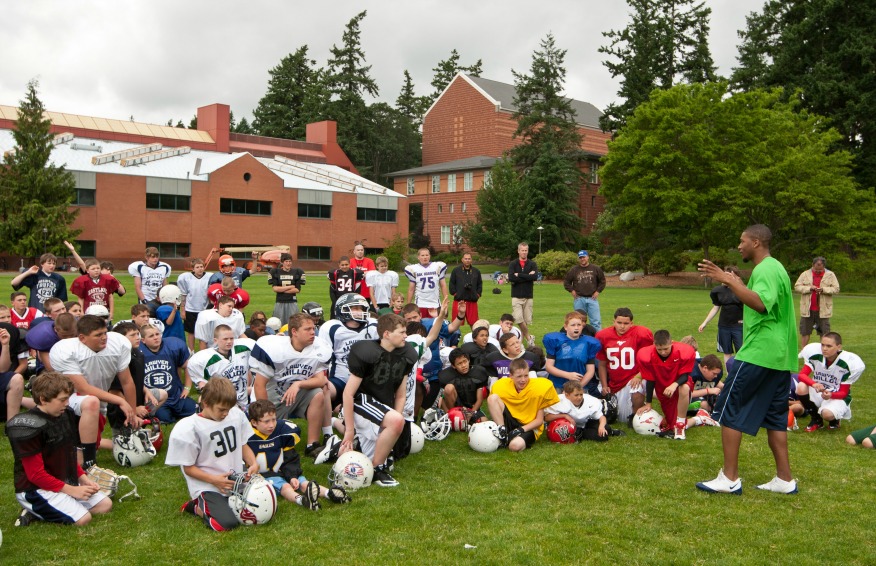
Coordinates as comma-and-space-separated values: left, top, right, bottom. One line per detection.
573, 296, 602, 331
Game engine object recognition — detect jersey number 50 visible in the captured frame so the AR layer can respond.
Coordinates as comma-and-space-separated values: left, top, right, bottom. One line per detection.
606, 347, 635, 370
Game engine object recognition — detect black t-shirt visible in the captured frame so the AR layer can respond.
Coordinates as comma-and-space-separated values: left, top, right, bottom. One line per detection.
459, 341, 498, 369
7, 407, 80, 492
268, 267, 306, 303
438, 364, 489, 407
710, 285, 743, 327
348, 340, 418, 406
0, 322, 27, 362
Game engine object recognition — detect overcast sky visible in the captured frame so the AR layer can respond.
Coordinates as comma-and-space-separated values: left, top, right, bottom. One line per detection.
2, 0, 765, 127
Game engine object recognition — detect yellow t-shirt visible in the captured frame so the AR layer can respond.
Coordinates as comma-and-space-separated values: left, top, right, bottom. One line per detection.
491, 377, 559, 439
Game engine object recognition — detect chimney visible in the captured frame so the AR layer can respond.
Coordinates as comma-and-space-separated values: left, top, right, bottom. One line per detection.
306, 121, 337, 145
197, 104, 230, 152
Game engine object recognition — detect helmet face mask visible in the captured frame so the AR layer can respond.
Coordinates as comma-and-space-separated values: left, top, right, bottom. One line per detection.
227, 473, 277, 525
421, 408, 451, 441
302, 302, 325, 326
113, 429, 157, 467
219, 255, 236, 275
468, 421, 502, 453
335, 294, 370, 328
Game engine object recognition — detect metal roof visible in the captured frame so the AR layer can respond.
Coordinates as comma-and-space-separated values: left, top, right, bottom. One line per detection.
388, 155, 498, 177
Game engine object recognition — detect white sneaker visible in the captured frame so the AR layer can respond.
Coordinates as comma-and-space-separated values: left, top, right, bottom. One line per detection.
756, 476, 798, 494
696, 469, 742, 495
696, 408, 718, 426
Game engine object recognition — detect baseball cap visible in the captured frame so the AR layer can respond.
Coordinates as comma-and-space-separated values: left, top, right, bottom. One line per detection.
266, 317, 282, 331
578, 250, 589, 258
85, 304, 110, 317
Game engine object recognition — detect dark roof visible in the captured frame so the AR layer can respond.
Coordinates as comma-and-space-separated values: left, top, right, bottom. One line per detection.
465, 75, 603, 129
388, 155, 499, 177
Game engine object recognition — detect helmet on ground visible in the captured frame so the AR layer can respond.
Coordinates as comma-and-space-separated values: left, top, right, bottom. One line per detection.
601, 394, 619, 424
468, 421, 502, 453
158, 284, 181, 305
409, 422, 425, 454
335, 293, 370, 328
447, 407, 468, 432
328, 450, 374, 491
112, 428, 157, 467
302, 302, 325, 326
420, 408, 451, 441
143, 418, 164, 452
632, 409, 664, 436
228, 473, 277, 525
546, 419, 577, 444
218, 255, 236, 274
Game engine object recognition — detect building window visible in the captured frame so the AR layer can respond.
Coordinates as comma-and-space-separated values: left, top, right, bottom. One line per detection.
453, 224, 462, 245
76, 240, 96, 257
146, 193, 190, 211
406, 177, 416, 195
449, 203, 454, 213
75, 188, 95, 206
431, 175, 441, 193
145, 242, 190, 258
483, 170, 491, 187
447, 174, 456, 193
591, 195, 596, 207
590, 163, 600, 184
297, 246, 331, 261
298, 203, 332, 219
357, 208, 397, 223
220, 198, 272, 216
462, 202, 467, 213
437, 204, 443, 214
464, 172, 473, 191
441, 225, 451, 245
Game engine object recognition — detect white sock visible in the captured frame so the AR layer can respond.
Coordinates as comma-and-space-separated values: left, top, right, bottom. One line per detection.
322, 426, 333, 436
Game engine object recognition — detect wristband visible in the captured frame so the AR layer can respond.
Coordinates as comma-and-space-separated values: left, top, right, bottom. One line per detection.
456, 315, 465, 321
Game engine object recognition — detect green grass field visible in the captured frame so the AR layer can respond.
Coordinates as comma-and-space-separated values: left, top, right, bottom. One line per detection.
0, 272, 874, 565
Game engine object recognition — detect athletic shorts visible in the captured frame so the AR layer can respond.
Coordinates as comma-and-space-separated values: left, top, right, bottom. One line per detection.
191, 491, 239, 532
183, 310, 201, 335
502, 408, 536, 449
511, 298, 533, 326
69, 394, 107, 435
18, 488, 108, 524
273, 386, 320, 421
712, 360, 789, 436
0, 371, 19, 421
809, 390, 851, 421
654, 377, 694, 425
799, 315, 830, 336
265, 474, 307, 495
614, 379, 646, 423
848, 424, 876, 446
272, 302, 299, 325
716, 325, 743, 354
328, 377, 347, 405
418, 307, 436, 319
452, 300, 479, 326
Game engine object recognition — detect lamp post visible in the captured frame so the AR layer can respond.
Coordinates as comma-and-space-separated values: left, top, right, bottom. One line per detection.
537, 226, 544, 256
42, 227, 47, 253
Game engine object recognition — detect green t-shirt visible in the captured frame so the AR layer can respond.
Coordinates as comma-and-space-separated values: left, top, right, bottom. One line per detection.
735, 256, 798, 371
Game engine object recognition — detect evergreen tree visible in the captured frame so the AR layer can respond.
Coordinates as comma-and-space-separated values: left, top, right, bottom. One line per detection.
233, 117, 254, 134
599, 0, 717, 131
427, 49, 483, 104
0, 80, 80, 258
396, 70, 429, 128
362, 102, 421, 188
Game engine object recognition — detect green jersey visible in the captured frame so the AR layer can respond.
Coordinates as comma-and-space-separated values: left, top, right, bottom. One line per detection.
735, 256, 798, 371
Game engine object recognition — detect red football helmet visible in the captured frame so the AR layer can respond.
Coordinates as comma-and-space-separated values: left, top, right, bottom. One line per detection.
447, 407, 468, 432
219, 255, 236, 275
546, 419, 576, 444
142, 418, 164, 452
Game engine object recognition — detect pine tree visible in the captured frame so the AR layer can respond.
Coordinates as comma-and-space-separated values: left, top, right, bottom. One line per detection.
0, 80, 80, 258
599, 0, 717, 132
396, 70, 429, 128
428, 49, 483, 104
233, 117, 254, 134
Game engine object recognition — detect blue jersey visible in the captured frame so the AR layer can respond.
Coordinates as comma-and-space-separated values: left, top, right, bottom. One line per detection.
156, 304, 186, 342
420, 318, 458, 379
208, 267, 250, 288
542, 332, 601, 393
140, 337, 190, 404
246, 419, 302, 480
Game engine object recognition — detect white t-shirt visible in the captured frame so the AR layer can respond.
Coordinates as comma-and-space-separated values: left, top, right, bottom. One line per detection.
128, 261, 172, 302
195, 309, 245, 347
176, 271, 213, 313
50, 332, 132, 392
403, 334, 432, 420
364, 270, 399, 305
249, 335, 332, 397
316, 318, 379, 384
545, 394, 604, 426
165, 407, 253, 499
186, 338, 255, 409
404, 262, 447, 309
116, 318, 165, 335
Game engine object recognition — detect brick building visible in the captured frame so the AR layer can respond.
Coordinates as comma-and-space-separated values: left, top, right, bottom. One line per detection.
389, 73, 610, 252
0, 103, 407, 271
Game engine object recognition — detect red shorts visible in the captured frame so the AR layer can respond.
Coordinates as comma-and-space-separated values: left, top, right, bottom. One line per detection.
452, 300, 479, 326
655, 377, 694, 425
419, 307, 436, 319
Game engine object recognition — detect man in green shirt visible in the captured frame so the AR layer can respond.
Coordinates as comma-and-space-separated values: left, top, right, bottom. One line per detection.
696, 225, 798, 495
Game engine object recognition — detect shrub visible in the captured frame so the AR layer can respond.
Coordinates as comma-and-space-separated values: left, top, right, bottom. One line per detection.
602, 253, 640, 273
382, 234, 411, 271
533, 250, 578, 279
648, 249, 688, 275
435, 252, 462, 264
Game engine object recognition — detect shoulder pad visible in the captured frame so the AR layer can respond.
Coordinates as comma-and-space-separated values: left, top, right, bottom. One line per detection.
6, 410, 50, 441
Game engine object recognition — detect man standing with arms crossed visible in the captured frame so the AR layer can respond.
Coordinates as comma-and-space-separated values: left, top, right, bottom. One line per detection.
697, 225, 798, 495
349, 242, 376, 310
508, 242, 538, 347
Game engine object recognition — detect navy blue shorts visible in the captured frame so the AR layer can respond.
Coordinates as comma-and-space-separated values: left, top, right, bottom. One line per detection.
329, 377, 347, 403
716, 325, 743, 354
712, 360, 789, 436
0, 371, 18, 421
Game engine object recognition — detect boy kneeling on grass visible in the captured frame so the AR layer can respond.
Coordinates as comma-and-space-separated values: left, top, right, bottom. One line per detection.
246, 400, 350, 511
7, 371, 112, 527
165, 377, 258, 532
487, 358, 559, 452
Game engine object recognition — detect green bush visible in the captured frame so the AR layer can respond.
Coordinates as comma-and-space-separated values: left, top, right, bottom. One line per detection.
382, 234, 411, 271
435, 252, 462, 265
688, 248, 732, 270
602, 253, 640, 273
648, 249, 688, 275
533, 250, 578, 279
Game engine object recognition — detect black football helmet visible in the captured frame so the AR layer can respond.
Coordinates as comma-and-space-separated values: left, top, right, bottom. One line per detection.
335, 293, 370, 328
301, 301, 325, 327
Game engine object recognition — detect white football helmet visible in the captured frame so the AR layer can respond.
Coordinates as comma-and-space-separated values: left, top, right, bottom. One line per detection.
421, 408, 451, 441
228, 473, 277, 525
632, 409, 665, 436
409, 421, 425, 454
112, 429, 157, 467
158, 284, 181, 305
468, 421, 502, 453
328, 451, 374, 491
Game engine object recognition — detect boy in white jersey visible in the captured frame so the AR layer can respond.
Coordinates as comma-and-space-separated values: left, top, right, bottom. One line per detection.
404, 248, 448, 319
195, 296, 245, 348
250, 313, 333, 458
365, 256, 399, 312
166, 377, 259, 532
187, 324, 255, 411
128, 247, 171, 304
177, 257, 213, 350
545, 381, 625, 442
797, 332, 865, 431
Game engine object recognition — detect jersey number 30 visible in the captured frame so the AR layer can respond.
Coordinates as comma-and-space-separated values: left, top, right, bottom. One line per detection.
210, 426, 238, 457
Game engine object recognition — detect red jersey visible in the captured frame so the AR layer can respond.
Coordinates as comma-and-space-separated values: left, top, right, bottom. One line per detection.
207, 284, 250, 309
349, 257, 376, 299
596, 325, 654, 391
70, 274, 120, 311
10, 307, 43, 330
637, 342, 696, 389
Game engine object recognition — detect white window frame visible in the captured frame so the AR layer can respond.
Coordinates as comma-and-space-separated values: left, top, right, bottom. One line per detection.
406, 177, 415, 195
431, 175, 441, 193
449, 203, 454, 213
440, 225, 451, 245
463, 171, 473, 191
590, 163, 600, 184
437, 204, 443, 214
447, 173, 456, 193
462, 202, 467, 212
483, 170, 491, 187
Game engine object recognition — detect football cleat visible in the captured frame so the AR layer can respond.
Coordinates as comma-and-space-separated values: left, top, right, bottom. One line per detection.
674, 422, 686, 440
315, 435, 342, 465
305, 441, 324, 458
805, 422, 824, 433
301, 481, 321, 511
828, 420, 841, 430
326, 486, 351, 504
696, 408, 718, 427
696, 469, 742, 495
373, 465, 399, 488
14, 509, 38, 527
